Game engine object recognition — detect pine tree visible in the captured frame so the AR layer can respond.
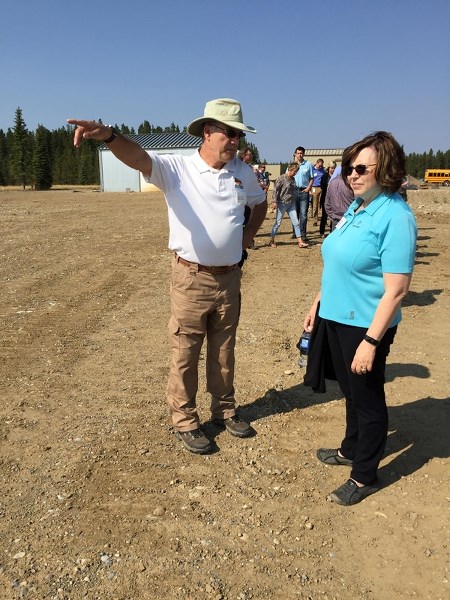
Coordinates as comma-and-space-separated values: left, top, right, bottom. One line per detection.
164, 122, 179, 133
78, 139, 99, 184
0, 129, 9, 185
435, 150, 444, 168
32, 125, 53, 190
444, 150, 450, 169
138, 120, 152, 134
10, 107, 31, 189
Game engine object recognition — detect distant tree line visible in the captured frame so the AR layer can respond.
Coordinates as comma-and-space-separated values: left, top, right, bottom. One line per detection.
0, 108, 194, 190
1, 108, 99, 189
0, 108, 448, 189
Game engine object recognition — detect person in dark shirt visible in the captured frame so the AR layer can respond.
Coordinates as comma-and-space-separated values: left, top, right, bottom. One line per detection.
324, 173, 355, 230
310, 158, 326, 225
319, 162, 336, 237
256, 163, 270, 197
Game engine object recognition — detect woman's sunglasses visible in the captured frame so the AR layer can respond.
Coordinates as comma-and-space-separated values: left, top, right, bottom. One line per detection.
343, 163, 377, 176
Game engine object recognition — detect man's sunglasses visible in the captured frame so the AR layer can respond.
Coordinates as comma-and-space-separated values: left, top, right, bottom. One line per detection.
211, 124, 246, 139
343, 163, 377, 176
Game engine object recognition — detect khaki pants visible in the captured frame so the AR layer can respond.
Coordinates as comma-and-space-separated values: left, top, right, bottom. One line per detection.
167, 256, 241, 431
311, 187, 322, 221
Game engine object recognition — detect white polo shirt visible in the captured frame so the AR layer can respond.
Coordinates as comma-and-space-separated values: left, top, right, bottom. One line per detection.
144, 150, 266, 266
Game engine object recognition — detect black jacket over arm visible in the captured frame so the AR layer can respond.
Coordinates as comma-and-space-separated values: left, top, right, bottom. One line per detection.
301, 306, 336, 393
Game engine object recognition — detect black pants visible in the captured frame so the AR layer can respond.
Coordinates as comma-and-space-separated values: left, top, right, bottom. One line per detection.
319, 201, 329, 235
325, 320, 397, 485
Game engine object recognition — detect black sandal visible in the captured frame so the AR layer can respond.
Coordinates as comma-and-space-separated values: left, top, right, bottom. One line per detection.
317, 448, 353, 466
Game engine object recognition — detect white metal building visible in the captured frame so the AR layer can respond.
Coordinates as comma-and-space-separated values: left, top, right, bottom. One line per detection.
99, 132, 201, 192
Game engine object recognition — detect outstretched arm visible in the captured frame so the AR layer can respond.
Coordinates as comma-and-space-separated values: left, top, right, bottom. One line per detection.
66, 119, 153, 178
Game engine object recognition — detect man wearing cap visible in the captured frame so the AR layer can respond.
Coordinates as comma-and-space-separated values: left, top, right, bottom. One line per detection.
67, 99, 267, 455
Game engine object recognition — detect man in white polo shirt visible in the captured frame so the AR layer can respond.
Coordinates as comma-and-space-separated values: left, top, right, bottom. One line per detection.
68, 99, 267, 454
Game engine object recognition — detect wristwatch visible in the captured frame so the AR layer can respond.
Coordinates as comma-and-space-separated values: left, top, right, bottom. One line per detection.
103, 126, 117, 144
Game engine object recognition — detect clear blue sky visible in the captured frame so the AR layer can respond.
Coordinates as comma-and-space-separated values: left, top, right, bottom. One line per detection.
1, 0, 449, 162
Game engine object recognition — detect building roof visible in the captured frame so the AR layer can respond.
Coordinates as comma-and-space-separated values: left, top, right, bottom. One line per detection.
99, 134, 345, 160
100, 132, 201, 150
305, 148, 345, 156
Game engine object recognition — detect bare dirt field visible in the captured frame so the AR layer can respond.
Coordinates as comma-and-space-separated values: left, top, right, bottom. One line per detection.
0, 187, 449, 600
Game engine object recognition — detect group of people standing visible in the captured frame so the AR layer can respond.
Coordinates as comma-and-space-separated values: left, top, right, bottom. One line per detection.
68, 98, 417, 506
239, 145, 336, 247
264, 146, 315, 247
267, 149, 356, 248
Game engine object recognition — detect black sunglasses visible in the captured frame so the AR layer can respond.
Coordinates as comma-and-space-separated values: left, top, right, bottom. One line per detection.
343, 163, 377, 176
211, 124, 246, 139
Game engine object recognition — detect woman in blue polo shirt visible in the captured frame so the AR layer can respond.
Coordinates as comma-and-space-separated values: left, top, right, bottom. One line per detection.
303, 131, 417, 506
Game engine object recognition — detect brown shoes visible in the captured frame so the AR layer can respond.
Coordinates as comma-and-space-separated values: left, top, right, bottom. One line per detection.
176, 428, 212, 454
176, 416, 253, 454
213, 415, 253, 438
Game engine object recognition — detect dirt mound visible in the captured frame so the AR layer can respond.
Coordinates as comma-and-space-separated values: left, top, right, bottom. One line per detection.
406, 187, 450, 214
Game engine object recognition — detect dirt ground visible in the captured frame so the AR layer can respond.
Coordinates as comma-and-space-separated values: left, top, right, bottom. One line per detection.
0, 187, 448, 600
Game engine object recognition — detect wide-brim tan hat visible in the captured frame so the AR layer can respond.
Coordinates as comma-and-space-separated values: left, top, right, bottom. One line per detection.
187, 98, 257, 138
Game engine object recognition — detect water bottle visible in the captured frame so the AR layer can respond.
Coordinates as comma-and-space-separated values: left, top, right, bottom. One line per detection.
298, 331, 312, 368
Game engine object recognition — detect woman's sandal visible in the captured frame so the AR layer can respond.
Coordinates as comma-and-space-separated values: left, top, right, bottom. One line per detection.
298, 241, 309, 248
316, 448, 353, 466
269, 242, 277, 248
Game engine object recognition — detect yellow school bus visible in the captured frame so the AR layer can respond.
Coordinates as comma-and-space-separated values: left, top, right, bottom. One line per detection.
424, 169, 450, 186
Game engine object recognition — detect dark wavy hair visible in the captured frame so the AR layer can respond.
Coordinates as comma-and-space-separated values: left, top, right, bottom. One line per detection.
341, 131, 406, 194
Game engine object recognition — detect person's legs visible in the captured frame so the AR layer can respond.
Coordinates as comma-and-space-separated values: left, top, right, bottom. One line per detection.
271, 205, 286, 239
325, 321, 358, 458
319, 198, 328, 235
292, 195, 301, 237
326, 321, 397, 485
298, 191, 309, 240
206, 268, 242, 420
311, 189, 321, 223
167, 258, 212, 432
287, 203, 301, 238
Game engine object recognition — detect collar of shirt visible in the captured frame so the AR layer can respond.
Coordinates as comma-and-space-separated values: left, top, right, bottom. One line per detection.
349, 192, 391, 216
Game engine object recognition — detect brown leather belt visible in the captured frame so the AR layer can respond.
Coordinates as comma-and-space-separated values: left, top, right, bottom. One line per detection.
175, 254, 238, 274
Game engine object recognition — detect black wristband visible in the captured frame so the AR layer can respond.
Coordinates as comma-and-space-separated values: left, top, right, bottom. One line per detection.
103, 127, 117, 144
364, 334, 380, 347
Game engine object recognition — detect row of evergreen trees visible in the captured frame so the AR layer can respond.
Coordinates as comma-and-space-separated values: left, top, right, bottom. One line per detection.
0, 108, 196, 190
1, 108, 448, 189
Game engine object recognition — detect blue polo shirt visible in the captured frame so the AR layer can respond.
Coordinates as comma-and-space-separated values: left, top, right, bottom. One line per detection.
319, 192, 417, 327
294, 160, 314, 189
312, 166, 325, 186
